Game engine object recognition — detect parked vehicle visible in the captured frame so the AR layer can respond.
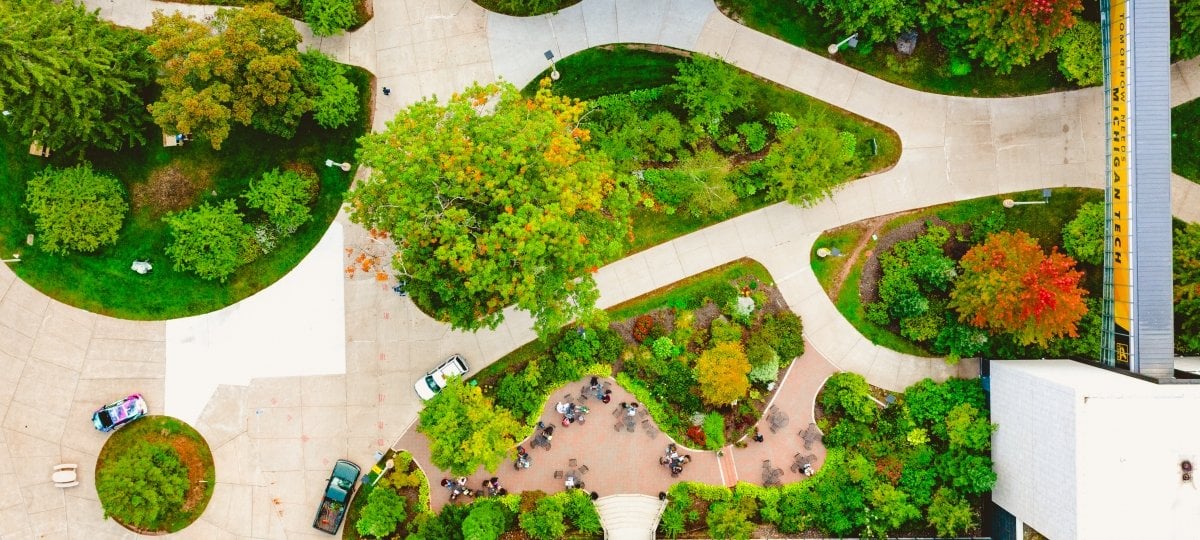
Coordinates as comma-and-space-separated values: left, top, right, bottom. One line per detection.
312, 459, 360, 535
414, 354, 469, 400
91, 394, 148, 432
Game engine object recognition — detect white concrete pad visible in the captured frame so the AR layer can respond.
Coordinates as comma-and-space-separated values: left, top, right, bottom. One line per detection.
165, 224, 347, 424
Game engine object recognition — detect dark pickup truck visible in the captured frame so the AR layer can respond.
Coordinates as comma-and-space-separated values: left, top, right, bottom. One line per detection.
312, 459, 361, 535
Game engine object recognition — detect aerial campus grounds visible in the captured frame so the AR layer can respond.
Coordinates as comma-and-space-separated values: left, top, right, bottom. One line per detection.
2, 0, 1200, 538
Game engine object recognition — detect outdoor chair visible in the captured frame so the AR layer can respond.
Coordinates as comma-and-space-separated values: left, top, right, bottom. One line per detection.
554, 470, 564, 479
578, 464, 589, 475
569, 458, 578, 468
614, 421, 624, 431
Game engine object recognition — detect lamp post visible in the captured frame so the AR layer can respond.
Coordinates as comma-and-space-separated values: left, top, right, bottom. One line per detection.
1002, 188, 1053, 208
1, 253, 19, 263
325, 159, 351, 172
827, 33, 859, 54
544, 50, 560, 81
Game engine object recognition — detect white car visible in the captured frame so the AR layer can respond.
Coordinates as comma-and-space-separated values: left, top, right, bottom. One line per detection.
415, 354, 469, 400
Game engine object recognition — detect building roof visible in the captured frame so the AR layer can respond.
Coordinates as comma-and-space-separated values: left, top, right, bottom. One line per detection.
990, 360, 1200, 540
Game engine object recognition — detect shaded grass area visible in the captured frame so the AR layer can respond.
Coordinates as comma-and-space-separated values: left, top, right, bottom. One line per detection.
717, 0, 1076, 97
607, 258, 773, 321
810, 224, 867, 293
96, 415, 215, 533
0, 67, 371, 319
471, 0, 580, 16
814, 188, 1104, 357
1174, 97, 1200, 183
525, 46, 902, 255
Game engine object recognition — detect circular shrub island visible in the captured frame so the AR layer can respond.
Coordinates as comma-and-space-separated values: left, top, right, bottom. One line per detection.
95, 416, 215, 534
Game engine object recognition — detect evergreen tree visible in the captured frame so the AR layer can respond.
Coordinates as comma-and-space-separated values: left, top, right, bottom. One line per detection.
0, 0, 154, 152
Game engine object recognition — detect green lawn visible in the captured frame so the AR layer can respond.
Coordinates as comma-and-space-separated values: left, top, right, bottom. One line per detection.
607, 258, 773, 321
526, 46, 901, 256
1174, 97, 1200, 183
96, 415, 215, 533
716, 0, 1076, 97
0, 67, 371, 319
810, 223, 867, 294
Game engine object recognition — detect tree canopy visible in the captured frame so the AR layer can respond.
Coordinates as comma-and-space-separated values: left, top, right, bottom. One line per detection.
1061, 201, 1105, 266
0, 0, 155, 152
350, 81, 635, 337
96, 442, 190, 530
950, 230, 1087, 346
147, 4, 311, 149
417, 377, 523, 475
695, 341, 751, 406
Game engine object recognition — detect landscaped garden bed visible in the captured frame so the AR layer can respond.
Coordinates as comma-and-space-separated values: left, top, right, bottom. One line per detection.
155, 0, 373, 36
476, 258, 804, 450
0, 7, 371, 320
95, 416, 215, 533
522, 45, 901, 254
716, 0, 1107, 97
344, 448, 602, 539
813, 188, 1108, 360
655, 374, 995, 539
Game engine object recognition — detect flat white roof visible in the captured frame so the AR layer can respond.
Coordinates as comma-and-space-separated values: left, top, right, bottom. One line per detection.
990, 360, 1200, 540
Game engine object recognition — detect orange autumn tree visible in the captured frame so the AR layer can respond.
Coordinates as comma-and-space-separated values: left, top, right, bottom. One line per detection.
949, 230, 1087, 347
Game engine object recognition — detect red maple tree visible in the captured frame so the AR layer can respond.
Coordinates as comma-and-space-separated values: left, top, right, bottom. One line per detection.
949, 230, 1088, 346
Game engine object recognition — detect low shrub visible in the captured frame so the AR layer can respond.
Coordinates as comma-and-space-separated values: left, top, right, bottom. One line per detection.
631, 314, 659, 343
163, 200, 254, 282
24, 165, 128, 255
760, 312, 804, 364
702, 411, 726, 449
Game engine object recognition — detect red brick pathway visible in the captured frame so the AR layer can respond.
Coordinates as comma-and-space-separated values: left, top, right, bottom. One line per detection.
395, 343, 836, 511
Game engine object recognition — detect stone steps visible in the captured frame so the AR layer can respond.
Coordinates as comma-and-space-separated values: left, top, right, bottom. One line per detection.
594, 494, 666, 540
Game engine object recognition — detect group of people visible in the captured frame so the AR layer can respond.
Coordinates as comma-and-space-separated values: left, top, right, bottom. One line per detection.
554, 400, 589, 426
659, 443, 692, 477
441, 476, 507, 501
587, 377, 612, 403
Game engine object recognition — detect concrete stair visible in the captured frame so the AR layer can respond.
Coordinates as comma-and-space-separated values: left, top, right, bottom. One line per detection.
594, 494, 667, 540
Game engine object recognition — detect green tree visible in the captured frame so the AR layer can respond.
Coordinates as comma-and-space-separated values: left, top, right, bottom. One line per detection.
1173, 0, 1200, 59
243, 169, 317, 234
356, 487, 407, 538
461, 499, 510, 540
147, 4, 311, 149
950, 230, 1088, 346
1055, 21, 1102, 86
96, 442, 190, 529
350, 82, 635, 337
519, 495, 567, 540
926, 487, 977, 537
706, 498, 756, 539
866, 483, 921, 538
0, 0, 154, 152
1065, 202, 1099, 265
694, 341, 751, 406
761, 124, 858, 206
302, 0, 358, 36
417, 377, 522, 475
299, 50, 360, 129
164, 200, 253, 282
960, 0, 1083, 73
24, 165, 128, 254
1175, 222, 1200, 354
820, 372, 877, 424
803, 0, 920, 46
671, 55, 753, 135
944, 402, 995, 451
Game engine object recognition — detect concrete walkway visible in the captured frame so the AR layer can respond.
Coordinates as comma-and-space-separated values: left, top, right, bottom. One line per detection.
1, 0, 1199, 537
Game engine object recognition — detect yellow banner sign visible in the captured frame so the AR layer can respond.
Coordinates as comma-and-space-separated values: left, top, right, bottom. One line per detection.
1109, 0, 1131, 366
